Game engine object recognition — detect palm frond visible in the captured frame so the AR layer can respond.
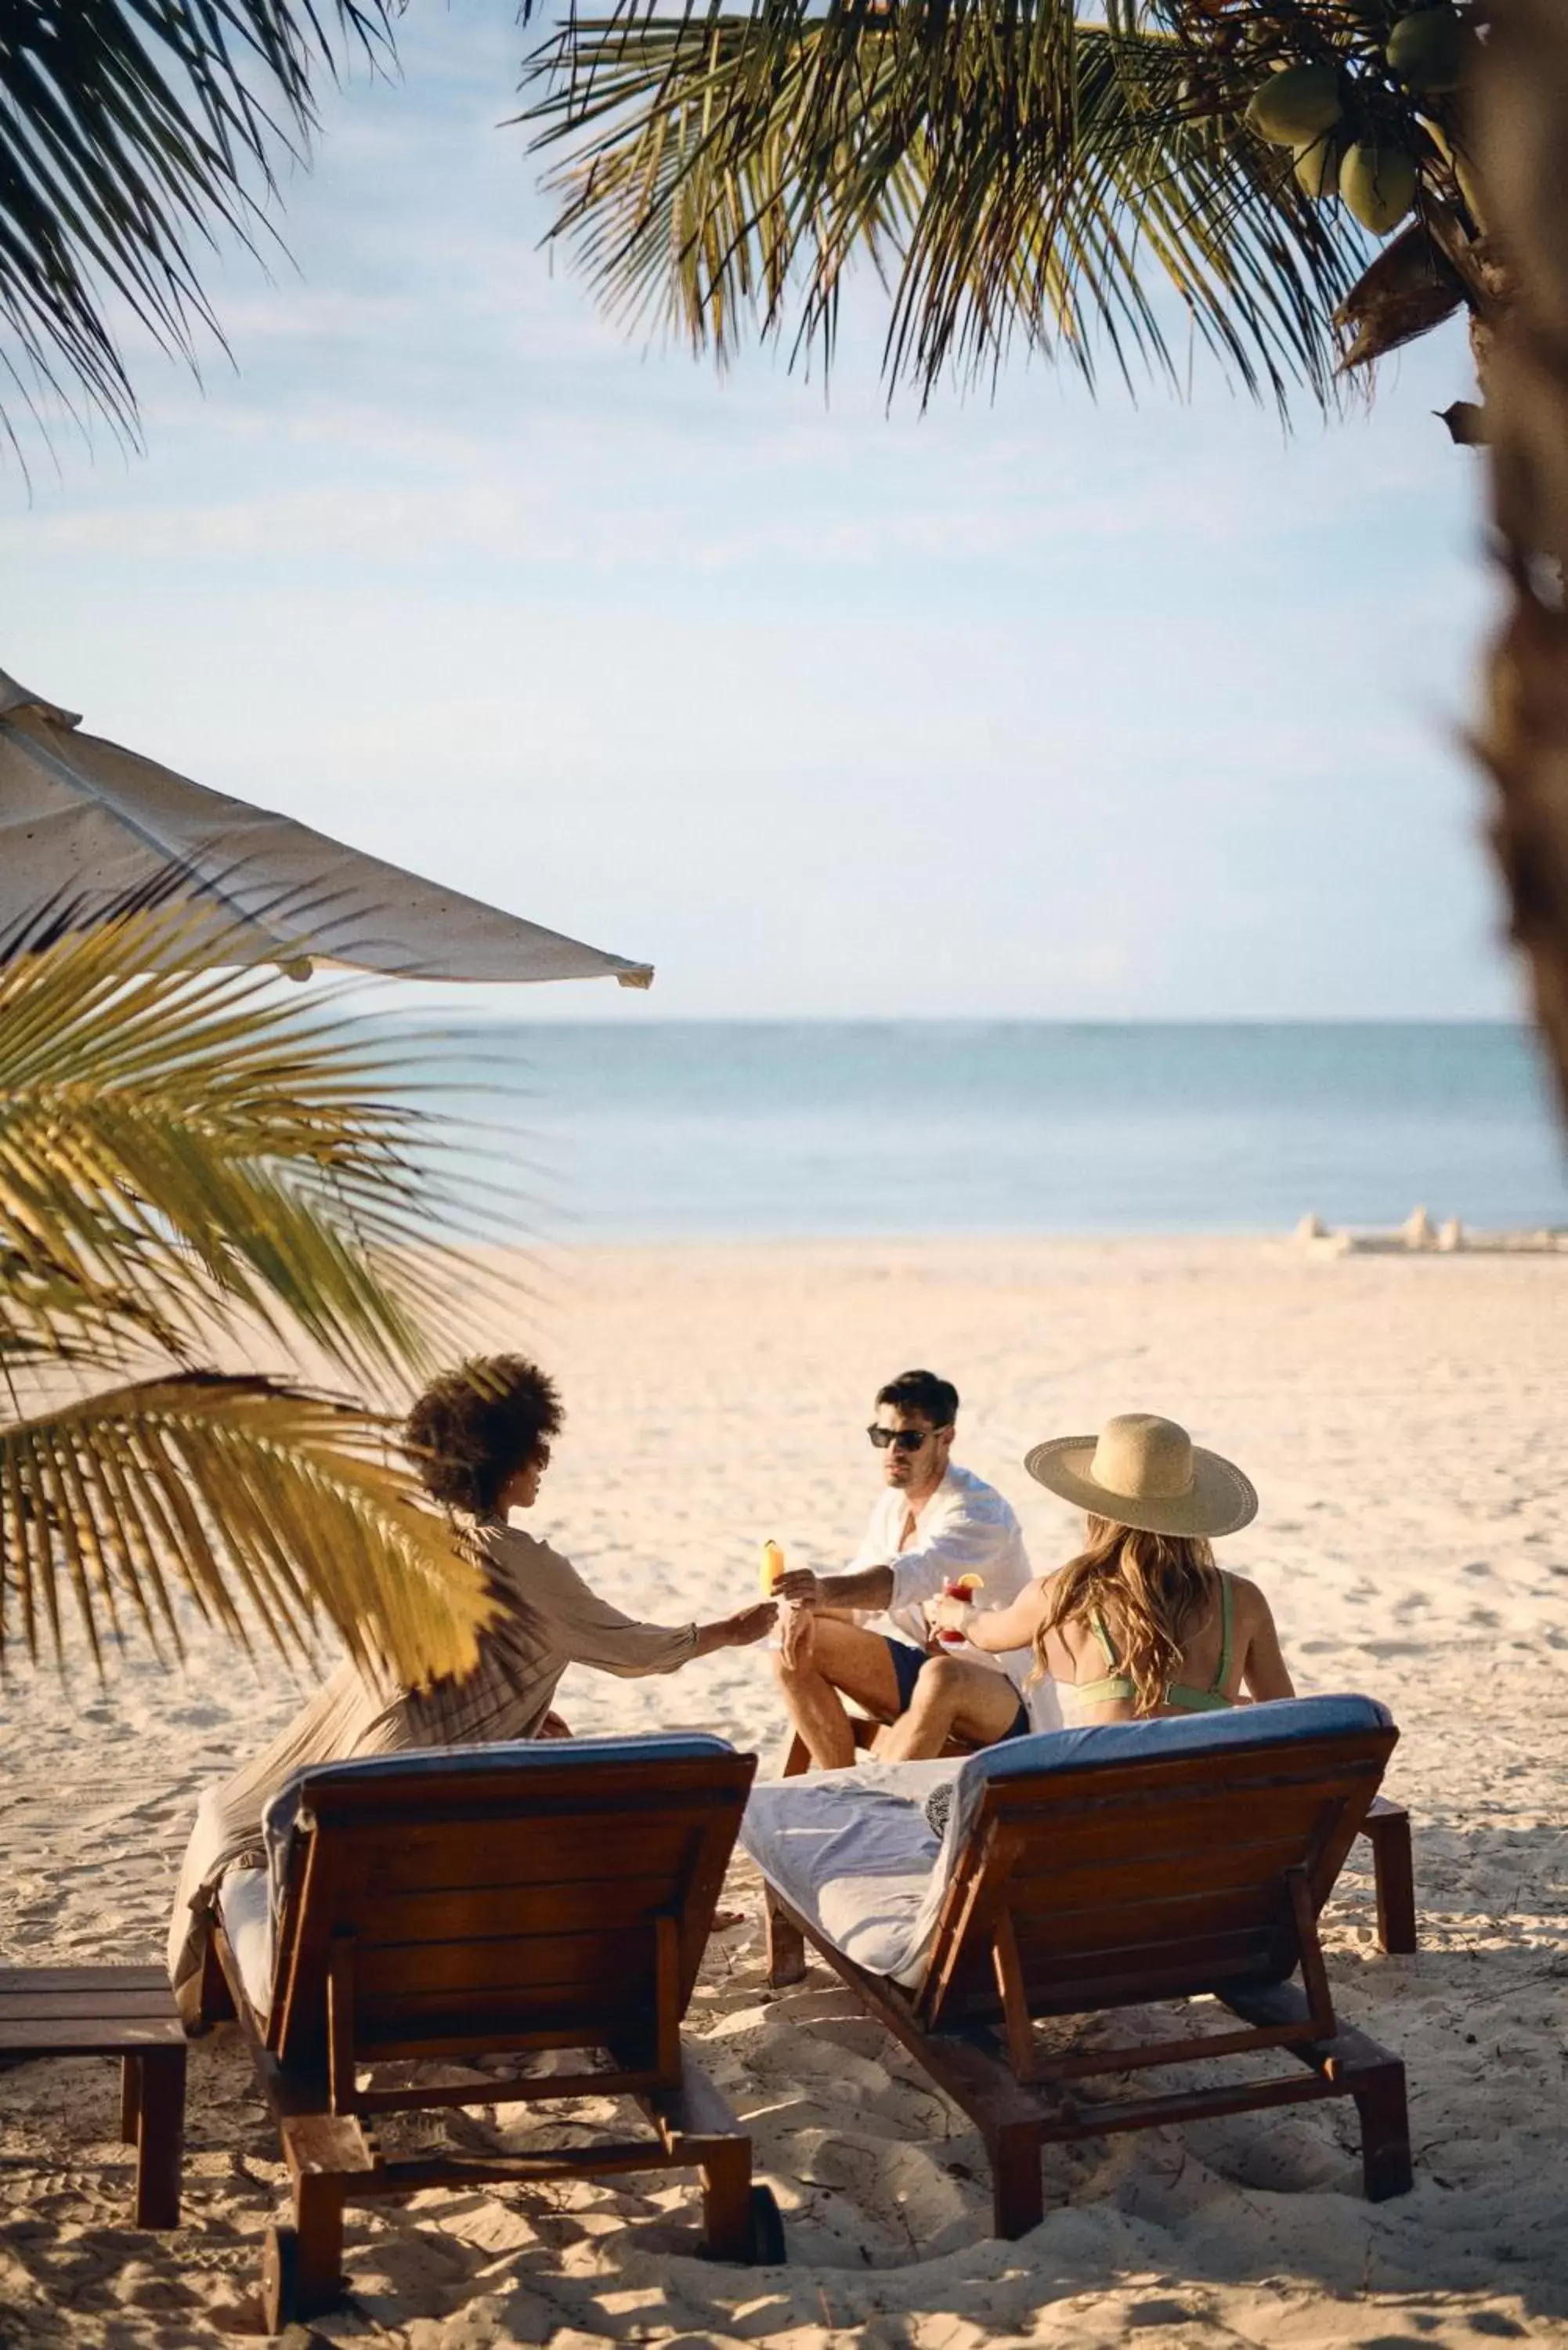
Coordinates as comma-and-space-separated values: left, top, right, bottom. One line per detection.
0, 904, 486, 1386
520, 1, 1371, 408
0, 1372, 493, 1683
0, 0, 391, 454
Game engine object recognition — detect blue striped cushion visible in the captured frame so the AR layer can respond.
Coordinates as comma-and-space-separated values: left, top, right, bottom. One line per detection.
261, 1727, 735, 1850
259, 1731, 739, 1941
939, 1693, 1393, 1863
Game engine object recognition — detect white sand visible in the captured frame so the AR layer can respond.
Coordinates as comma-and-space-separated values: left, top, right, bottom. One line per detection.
2, 1238, 1567, 2347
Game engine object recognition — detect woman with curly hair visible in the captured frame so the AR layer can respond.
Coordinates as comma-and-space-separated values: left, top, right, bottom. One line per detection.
169, 1354, 773, 2023
399, 1354, 775, 1741
926, 1413, 1294, 1720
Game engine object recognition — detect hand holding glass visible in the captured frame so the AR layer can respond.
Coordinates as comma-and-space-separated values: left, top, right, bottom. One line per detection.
760, 1538, 811, 1661
931, 1574, 985, 1644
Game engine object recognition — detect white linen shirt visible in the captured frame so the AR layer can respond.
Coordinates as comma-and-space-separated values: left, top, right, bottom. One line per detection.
849, 1462, 1061, 1730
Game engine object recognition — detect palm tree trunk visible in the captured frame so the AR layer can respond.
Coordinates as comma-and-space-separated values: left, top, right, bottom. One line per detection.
1475, 0, 1568, 1122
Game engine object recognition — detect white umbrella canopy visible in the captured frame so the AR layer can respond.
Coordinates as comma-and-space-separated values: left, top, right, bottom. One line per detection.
0, 668, 653, 988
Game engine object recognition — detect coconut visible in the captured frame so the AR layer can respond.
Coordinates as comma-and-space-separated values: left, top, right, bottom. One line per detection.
1339, 139, 1418, 231
1246, 63, 1342, 146
1386, 7, 1467, 92
1294, 132, 1342, 199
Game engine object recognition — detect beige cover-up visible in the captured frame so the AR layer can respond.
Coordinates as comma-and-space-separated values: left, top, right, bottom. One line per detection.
166, 1514, 698, 2022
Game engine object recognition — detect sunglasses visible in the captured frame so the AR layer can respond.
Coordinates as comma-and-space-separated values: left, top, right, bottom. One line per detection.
867, 1425, 931, 1453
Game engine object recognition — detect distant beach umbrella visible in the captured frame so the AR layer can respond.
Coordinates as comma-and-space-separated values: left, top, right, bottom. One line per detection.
0, 667, 652, 988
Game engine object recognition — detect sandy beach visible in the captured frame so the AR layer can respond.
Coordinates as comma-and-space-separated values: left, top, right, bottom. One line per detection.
2, 1235, 1566, 2348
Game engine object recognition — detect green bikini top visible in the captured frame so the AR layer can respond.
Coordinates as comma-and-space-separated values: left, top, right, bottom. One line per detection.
1072, 1571, 1234, 1715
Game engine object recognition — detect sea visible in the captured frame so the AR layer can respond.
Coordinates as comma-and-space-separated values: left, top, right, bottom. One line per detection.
419, 1021, 1568, 1244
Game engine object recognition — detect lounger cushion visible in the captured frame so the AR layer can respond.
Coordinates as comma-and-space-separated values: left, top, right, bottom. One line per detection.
259, 1730, 737, 1859
739, 1758, 956, 1981
742, 1694, 1394, 1989
215, 1862, 275, 2019
242, 1734, 738, 2022
934, 1692, 1393, 1857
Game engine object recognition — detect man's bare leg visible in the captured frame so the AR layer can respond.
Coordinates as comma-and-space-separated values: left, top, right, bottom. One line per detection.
772, 1615, 904, 1769
875, 1654, 1024, 1762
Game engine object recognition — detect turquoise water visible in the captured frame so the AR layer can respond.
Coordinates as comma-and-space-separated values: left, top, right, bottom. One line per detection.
425, 1021, 1568, 1242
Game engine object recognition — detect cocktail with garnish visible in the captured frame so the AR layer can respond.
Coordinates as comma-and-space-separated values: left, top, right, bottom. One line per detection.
934, 1571, 985, 1643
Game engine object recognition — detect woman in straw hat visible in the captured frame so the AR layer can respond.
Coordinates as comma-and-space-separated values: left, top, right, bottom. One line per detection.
926, 1413, 1294, 1722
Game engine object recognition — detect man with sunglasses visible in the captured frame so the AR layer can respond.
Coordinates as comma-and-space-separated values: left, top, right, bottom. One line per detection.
773, 1368, 1055, 1767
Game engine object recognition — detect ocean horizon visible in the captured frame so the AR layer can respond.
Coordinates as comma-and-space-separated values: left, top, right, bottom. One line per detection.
414, 1018, 1568, 1245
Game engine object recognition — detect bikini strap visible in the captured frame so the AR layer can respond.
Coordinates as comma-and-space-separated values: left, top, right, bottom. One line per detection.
1089, 1607, 1119, 1671
1212, 1570, 1233, 1696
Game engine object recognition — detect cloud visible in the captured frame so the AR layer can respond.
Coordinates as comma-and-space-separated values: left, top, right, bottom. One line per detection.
16, 349, 1489, 598
0, 4, 1515, 1020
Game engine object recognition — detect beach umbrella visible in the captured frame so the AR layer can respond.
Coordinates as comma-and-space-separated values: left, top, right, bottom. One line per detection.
0, 667, 652, 987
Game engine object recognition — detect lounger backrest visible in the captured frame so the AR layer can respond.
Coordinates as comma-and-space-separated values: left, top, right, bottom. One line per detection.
917, 1697, 1396, 2032
259, 1734, 754, 2076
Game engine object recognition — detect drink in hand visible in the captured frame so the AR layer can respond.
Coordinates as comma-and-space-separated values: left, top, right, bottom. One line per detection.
936, 1571, 985, 1644
761, 1538, 807, 1661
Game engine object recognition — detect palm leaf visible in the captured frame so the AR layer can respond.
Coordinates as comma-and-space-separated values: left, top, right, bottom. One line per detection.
0, 903, 488, 1385
0, 1372, 493, 1683
0, 0, 390, 454
520, 1, 1371, 408
0, 904, 524, 1689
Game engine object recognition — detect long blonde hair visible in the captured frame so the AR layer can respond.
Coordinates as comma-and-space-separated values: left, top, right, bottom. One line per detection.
1035, 1514, 1219, 1715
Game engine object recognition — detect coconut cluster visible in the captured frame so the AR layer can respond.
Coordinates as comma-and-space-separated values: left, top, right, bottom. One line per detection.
1172, 0, 1482, 240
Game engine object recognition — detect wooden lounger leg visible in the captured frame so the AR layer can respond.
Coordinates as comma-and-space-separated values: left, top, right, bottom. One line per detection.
988, 2120, 1045, 2239
764, 1886, 809, 1989
131, 2044, 186, 2229
269, 2114, 370, 2326
120, 2052, 140, 2145
288, 2171, 349, 2321
1361, 1802, 1418, 1955
646, 2053, 771, 2264
699, 2139, 754, 2261
1353, 2056, 1414, 2201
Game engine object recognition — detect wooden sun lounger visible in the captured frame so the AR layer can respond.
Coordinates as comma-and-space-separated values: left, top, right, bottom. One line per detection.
211, 1737, 783, 2330
776, 1713, 1419, 1955
761, 1712, 1413, 2236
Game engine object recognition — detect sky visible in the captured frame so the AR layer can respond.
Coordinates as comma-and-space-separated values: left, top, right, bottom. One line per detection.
0, 5, 1518, 1021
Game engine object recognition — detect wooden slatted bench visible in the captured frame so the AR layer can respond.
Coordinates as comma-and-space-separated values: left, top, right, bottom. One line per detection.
0, 1965, 186, 2228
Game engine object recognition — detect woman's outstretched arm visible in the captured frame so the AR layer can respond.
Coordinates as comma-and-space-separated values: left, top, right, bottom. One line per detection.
692, 1603, 779, 1658
927, 1577, 1050, 1656
499, 1529, 773, 1678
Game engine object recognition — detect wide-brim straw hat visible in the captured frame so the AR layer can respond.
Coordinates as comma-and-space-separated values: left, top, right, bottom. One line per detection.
1024, 1412, 1257, 1539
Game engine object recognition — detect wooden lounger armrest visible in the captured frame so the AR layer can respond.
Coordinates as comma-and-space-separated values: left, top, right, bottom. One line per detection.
1358, 1797, 1417, 1954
